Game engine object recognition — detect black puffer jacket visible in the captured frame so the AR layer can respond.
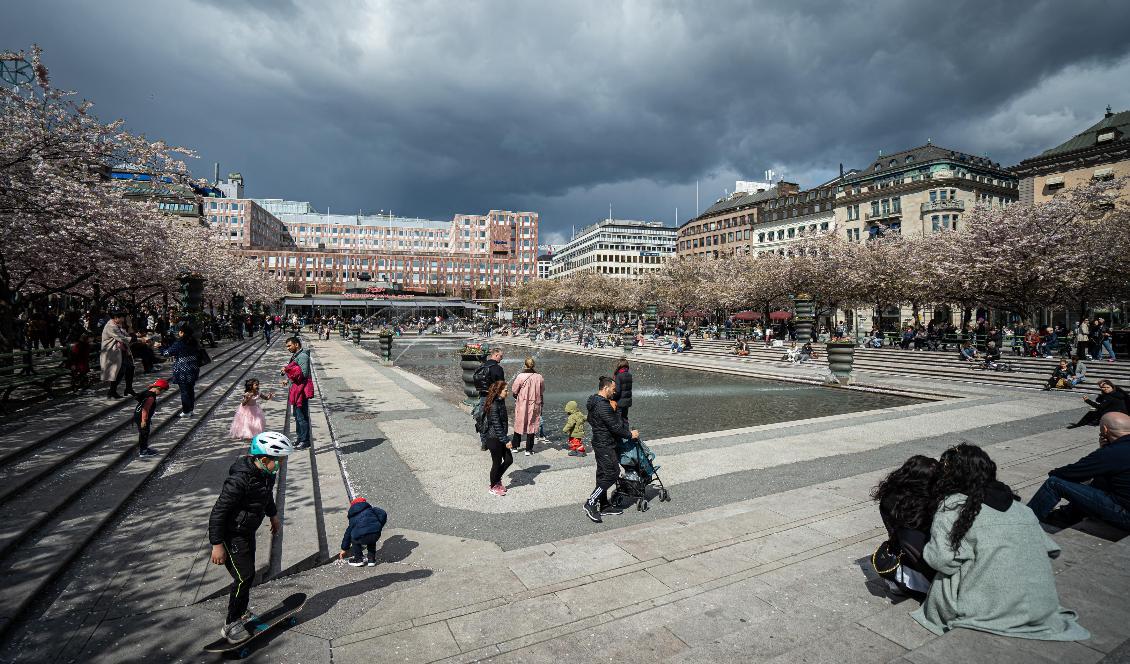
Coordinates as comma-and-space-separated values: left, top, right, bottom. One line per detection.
587, 394, 631, 448
476, 359, 506, 396
483, 396, 509, 442
208, 456, 278, 545
612, 369, 633, 409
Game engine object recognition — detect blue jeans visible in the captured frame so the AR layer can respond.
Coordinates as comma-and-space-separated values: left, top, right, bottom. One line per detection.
1098, 339, 1117, 360
293, 401, 311, 445
1027, 475, 1130, 530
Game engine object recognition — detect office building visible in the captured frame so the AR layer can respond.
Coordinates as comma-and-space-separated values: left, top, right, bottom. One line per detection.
549, 218, 676, 279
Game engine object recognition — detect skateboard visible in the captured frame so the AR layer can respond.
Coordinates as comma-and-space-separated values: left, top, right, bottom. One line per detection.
202, 592, 307, 659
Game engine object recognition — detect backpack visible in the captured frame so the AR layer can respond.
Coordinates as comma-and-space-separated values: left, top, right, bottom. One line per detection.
472, 362, 491, 392
472, 401, 487, 433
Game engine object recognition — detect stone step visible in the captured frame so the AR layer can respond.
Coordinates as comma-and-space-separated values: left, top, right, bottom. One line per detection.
0, 339, 276, 640
0, 338, 258, 470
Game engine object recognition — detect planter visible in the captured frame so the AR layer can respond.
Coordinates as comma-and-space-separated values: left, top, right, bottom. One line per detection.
460, 352, 486, 401
351, 325, 362, 345
622, 328, 635, 354
826, 341, 856, 385
378, 333, 393, 361
793, 295, 815, 343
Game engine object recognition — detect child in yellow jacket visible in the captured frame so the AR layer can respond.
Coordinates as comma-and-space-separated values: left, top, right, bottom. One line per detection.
562, 400, 587, 457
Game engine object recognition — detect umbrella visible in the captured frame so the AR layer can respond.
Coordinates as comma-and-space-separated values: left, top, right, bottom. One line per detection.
769, 310, 794, 320
731, 310, 762, 321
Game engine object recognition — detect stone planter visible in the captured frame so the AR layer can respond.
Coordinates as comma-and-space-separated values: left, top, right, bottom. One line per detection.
460, 352, 486, 402
351, 325, 362, 345
793, 295, 815, 344
622, 328, 635, 354
378, 333, 393, 361
826, 341, 856, 385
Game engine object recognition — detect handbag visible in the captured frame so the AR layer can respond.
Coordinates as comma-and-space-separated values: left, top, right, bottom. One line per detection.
870, 540, 902, 580
197, 346, 212, 366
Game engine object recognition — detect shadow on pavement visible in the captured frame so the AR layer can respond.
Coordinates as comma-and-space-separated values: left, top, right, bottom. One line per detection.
301, 569, 433, 622
507, 464, 550, 488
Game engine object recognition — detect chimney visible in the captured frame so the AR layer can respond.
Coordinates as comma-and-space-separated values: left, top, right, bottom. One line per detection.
214, 162, 219, 184
1107, 105, 1114, 118
839, 163, 844, 178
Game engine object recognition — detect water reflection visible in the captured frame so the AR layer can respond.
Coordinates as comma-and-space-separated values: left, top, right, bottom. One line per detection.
370, 339, 922, 438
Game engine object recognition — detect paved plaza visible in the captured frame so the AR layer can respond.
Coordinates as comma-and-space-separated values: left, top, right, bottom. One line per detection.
0, 335, 1127, 663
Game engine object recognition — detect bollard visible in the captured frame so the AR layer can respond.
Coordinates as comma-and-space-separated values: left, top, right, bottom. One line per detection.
351, 325, 361, 345
622, 327, 634, 354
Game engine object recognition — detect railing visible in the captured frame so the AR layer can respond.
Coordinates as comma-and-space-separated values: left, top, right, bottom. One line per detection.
921, 199, 965, 213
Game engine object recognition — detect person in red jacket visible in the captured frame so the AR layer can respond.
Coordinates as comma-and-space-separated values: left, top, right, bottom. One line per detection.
280, 337, 314, 450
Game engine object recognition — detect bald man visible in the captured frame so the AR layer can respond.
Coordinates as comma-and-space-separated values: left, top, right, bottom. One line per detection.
1028, 411, 1130, 530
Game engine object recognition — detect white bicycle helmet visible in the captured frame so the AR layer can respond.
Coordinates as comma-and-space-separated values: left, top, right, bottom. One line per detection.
249, 431, 296, 457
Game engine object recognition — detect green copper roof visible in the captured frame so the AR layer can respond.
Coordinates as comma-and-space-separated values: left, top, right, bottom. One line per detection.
1039, 109, 1130, 158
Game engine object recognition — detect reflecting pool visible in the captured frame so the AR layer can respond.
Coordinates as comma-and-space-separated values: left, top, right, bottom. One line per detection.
370, 338, 923, 437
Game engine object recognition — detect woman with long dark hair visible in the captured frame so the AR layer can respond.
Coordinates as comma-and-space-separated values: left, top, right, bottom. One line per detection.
1068, 379, 1129, 428
482, 380, 512, 496
871, 455, 939, 597
912, 444, 1088, 641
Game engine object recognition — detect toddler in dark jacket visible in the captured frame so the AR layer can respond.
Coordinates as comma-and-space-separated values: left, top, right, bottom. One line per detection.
338, 497, 388, 566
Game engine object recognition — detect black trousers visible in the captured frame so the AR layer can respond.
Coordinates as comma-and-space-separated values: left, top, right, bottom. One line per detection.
137, 422, 151, 451
618, 406, 630, 424
110, 362, 135, 394
486, 437, 513, 486
179, 382, 196, 414
350, 532, 380, 559
586, 443, 620, 508
510, 432, 534, 452
223, 535, 256, 624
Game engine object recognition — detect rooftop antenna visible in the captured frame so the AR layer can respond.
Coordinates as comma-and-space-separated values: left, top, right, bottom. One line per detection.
609, 203, 613, 222
696, 180, 700, 215
213, 162, 219, 185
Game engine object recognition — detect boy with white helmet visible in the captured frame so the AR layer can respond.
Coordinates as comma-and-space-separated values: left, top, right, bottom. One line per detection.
208, 431, 295, 642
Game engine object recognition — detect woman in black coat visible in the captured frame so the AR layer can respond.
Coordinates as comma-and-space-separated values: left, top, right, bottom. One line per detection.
612, 358, 633, 423
1068, 379, 1130, 428
482, 380, 512, 496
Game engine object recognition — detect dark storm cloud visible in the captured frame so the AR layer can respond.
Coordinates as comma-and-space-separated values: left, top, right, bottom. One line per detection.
5, 0, 1130, 237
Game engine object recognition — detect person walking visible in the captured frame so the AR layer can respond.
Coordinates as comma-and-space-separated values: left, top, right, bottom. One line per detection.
1095, 318, 1117, 362
161, 325, 202, 417
481, 380, 513, 496
281, 337, 314, 450
583, 376, 638, 523
509, 357, 544, 456
101, 311, 135, 399
1075, 319, 1091, 360
262, 317, 273, 345
612, 358, 634, 423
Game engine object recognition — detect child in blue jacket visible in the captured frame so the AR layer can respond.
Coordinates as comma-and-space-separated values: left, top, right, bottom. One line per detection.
338, 496, 388, 566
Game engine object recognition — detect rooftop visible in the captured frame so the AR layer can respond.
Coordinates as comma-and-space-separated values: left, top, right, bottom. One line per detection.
1036, 107, 1130, 159
844, 143, 1009, 183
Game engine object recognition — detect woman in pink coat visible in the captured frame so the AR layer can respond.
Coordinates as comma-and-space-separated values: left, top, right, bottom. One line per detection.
509, 357, 545, 456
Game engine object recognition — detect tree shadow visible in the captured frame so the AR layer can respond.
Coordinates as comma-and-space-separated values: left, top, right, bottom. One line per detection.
339, 437, 386, 454
507, 464, 550, 488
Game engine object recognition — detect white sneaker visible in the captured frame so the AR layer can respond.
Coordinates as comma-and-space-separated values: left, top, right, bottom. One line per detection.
524, 450, 532, 456
220, 620, 245, 644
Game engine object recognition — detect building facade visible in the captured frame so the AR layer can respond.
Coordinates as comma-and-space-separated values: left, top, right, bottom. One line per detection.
1013, 107, 1130, 204
834, 143, 1018, 241
205, 197, 295, 249
677, 178, 844, 259
549, 219, 676, 279
235, 204, 538, 297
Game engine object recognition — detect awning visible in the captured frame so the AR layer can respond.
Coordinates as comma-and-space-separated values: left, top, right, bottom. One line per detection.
769, 310, 794, 320
731, 310, 762, 321
1045, 175, 1065, 186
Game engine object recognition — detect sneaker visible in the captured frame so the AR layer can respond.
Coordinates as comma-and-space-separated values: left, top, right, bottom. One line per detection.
584, 502, 602, 523
138, 447, 158, 458
365, 557, 378, 567
490, 484, 506, 496
567, 450, 582, 457
179, 411, 193, 418
220, 620, 246, 644
348, 556, 366, 567
600, 505, 624, 516
524, 450, 532, 456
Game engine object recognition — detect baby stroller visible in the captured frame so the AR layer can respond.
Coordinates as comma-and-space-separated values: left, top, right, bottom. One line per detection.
614, 435, 670, 512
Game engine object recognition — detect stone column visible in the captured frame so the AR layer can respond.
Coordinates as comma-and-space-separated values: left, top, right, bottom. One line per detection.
793, 294, 815, 343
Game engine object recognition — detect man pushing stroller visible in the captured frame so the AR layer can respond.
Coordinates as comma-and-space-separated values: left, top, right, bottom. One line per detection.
583, 376, 638, 523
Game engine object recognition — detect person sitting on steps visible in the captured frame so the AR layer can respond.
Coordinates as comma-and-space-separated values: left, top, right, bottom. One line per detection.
1029, 412, 1130, 532
1068, 380, 1129, 428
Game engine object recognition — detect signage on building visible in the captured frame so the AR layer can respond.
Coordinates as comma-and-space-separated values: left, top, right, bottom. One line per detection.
640, 251, 660, 256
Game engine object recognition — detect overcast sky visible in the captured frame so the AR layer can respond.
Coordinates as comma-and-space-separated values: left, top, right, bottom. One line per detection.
6, 0, 1130, 244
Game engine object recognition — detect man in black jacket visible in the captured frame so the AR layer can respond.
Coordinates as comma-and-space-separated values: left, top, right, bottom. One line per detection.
208, 432, 295, 643
1028, 412, 1130, 531
584, 376, 638, 523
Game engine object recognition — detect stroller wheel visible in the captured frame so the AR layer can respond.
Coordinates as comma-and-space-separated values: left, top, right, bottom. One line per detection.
659, 488, 670, 502
638, 499, 649, 512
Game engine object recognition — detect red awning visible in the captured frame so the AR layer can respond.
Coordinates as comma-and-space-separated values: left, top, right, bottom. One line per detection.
769, 310, 794, 320
731, 310, 762, 321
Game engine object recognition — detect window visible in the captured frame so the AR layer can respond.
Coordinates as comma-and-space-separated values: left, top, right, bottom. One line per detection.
1097, 130, 1116, 143
1093, 167, 1115, 180
905, 155, 914, 163
892, 196, 901, 213
871, 201, 880, 217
